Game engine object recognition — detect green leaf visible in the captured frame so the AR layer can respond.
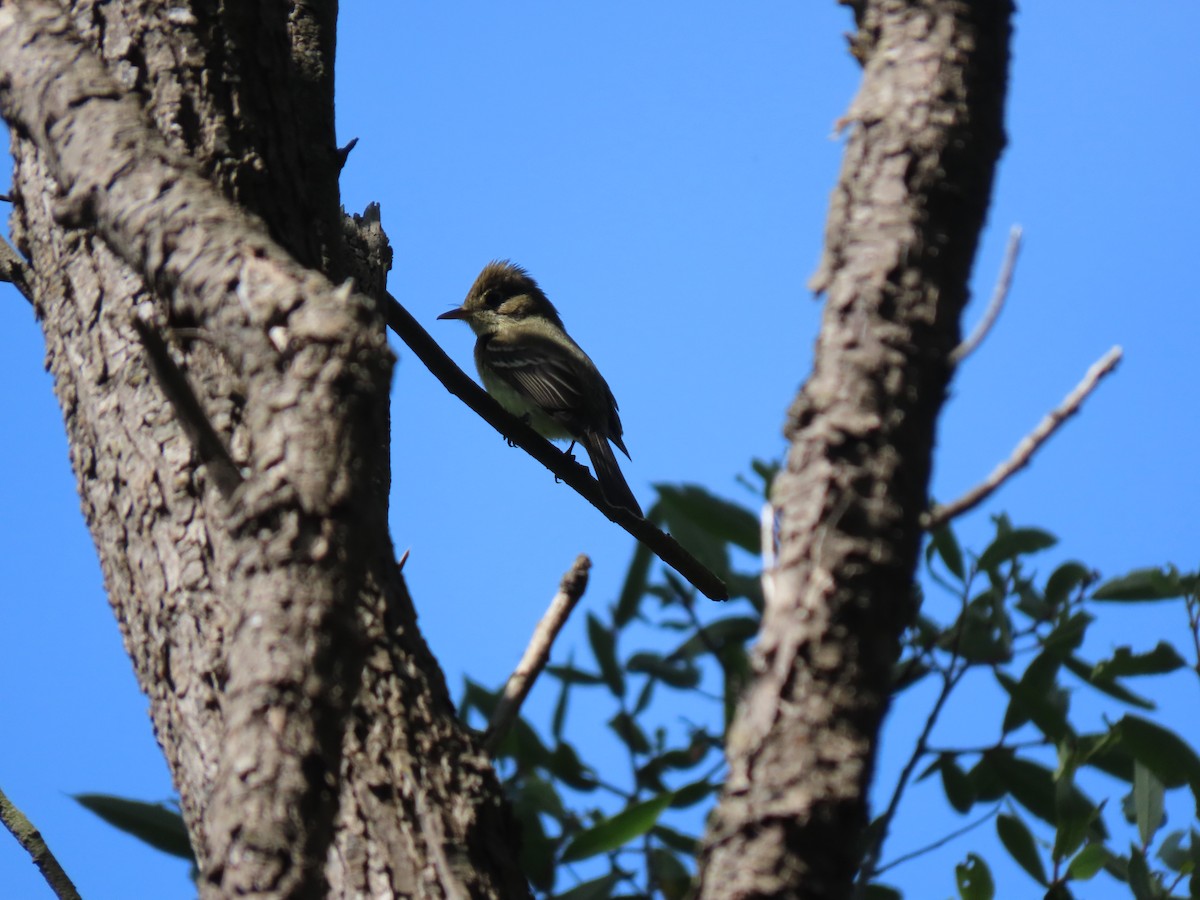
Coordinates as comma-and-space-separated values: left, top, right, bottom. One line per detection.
626, 652, 701, 689
73, 794, 194, 861
650, 491, 731, 580
1134, 762, 1166, 846
984, 753, 1103, 836
513, 800, 556, 891
863, 886, 903, 900
559, 793, 674, 863
670, 616, 760, 659
497, 717, 554, 769
609, 712, 651, 755
1093, 643, 1186, 679
929, 524, 966, 580
461, 677, 500, 721
1156, 830, 1192, 873
1093, 567, 1186, 602
652, 824, 698, 855
649, 848, 692, 900
955, 852, 995, 900
977, 527, 1057, 572
951, 591, 1014, 663
615, 541, 655, 627
548, 743, 598, 792
545, 665, 606, 686
554, 872, 622, 900
940, 756, 976, 813
1044, 562, 1094, 608
552, 669, 571, 740
1126, 848, 1160, 900
1062, 656, 1155, 710
1074, 730, 1137, 783
1053, 774, 1101, 862
997, 813, 1047, 886
587, 613, 625, 698
1042, 611, 1092, 654
668, 778, 716, 809
1067, 842, 1109, 881
632, 676, 655, 715
654, 484, 761, 554
996, 666, 1071, 742
512, 774, 567, 822
1116, 715, 1200, 813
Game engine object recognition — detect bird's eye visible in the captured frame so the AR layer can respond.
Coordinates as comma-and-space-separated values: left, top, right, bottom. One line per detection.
482, 289, 503, 308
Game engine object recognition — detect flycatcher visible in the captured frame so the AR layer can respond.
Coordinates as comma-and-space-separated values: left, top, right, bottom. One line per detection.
438, 261, 642, 516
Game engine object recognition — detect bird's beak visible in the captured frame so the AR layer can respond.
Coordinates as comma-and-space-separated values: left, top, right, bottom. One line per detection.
437, 307, 469, 321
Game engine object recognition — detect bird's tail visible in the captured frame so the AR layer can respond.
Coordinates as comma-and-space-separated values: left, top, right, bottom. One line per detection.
582, 431, 642, 517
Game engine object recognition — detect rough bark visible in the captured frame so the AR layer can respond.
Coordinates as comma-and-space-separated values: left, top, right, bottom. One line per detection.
0, 2, 527, 898
696, 2, 1013, 898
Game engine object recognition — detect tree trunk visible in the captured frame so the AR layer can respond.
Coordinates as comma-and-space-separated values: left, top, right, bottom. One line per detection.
0, 3, 527, 897
696, 1, 1013, 897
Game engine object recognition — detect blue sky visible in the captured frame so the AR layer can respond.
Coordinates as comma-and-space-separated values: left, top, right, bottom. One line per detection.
2, 3, 1197, 898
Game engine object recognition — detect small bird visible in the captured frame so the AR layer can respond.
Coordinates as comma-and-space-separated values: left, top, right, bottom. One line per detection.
438, 261, 642, 516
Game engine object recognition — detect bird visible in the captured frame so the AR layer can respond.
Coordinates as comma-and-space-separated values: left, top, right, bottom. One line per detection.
438, 260, 642, 517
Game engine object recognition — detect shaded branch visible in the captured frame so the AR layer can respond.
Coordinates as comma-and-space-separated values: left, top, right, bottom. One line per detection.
131, 318, 244, 499
874, 805, 1002, 877
923, 345, 1123, 529
950, 225, 1022, 365
0, 786, 81, 900
0, 234, 33, 304
384, 292, 729, 601
483, 554, 591, 753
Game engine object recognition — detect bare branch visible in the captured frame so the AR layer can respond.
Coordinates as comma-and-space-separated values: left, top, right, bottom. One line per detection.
483, 555, 591, 753
384, 292, 729, 601
950, 225, 1022, 365
874, 804, 1002, 877
923, 345, 1123, 529
0, 786, 81, 900
0, 234, 33, 304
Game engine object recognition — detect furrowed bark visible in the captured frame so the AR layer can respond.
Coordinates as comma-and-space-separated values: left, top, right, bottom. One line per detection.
0, 2, 526, 897
696, 2, 1013, 897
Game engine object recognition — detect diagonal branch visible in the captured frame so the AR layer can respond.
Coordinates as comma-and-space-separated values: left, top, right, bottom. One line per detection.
0, 234, 34, 303
950, 225, 1022, 366
385, 293, 728, 601
923, 345, 1123, 530
484, 554, 591, 753
0, 786, 81, 900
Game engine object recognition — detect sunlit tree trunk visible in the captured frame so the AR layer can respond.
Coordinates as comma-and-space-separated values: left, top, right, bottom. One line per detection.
696, 2, 1013, 897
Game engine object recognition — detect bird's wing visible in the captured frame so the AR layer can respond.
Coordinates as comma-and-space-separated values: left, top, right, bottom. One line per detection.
481, 329, 591, 421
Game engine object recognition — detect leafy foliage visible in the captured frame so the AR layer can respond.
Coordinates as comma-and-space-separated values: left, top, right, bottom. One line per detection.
470, 479, 1200, 899
80, 467, 1200, 899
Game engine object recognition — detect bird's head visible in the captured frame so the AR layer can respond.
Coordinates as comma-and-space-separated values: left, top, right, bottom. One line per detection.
438, 260, 565, 333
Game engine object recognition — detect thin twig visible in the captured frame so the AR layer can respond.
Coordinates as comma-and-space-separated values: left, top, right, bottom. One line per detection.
384, 291, 728, 601
483, 555, 591, 753
0, 786, 82, 900
874, 804, 1003, 877
0, 234, 34, 304
950, 225, 1022, 365
854, 580, 974, 897
131, 317, 244, 499
923, 345, 1123, 530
